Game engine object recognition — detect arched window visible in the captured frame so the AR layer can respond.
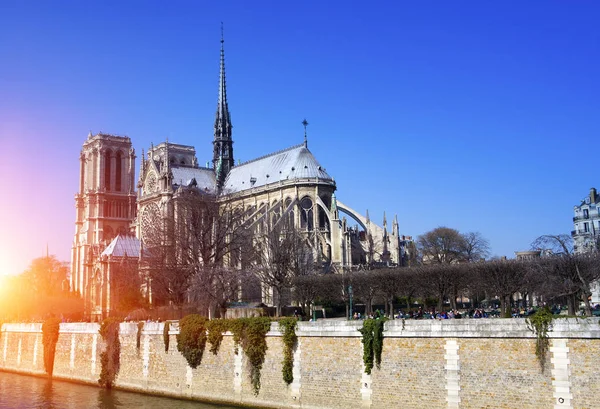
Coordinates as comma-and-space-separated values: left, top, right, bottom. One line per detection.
104, 150, 112, 191
104, 225, 114, 241
271, 200, 280, 227
285, 198, 294, 227
115, 151, 122, 191
95, 272, 102, 308
300, 197, 313, 231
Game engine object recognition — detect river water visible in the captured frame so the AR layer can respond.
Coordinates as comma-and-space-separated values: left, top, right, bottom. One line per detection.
0, 371, 243, 409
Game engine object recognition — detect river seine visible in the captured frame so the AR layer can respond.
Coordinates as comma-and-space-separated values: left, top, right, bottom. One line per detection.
0, 371, 243, 409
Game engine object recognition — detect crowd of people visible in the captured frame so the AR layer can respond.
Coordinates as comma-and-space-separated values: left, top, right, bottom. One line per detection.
349, 306, 540, 320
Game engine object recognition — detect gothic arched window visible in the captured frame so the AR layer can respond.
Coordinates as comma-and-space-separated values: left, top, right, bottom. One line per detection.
115, 151, 122, 192
285, 198, 294, 227
300, 197, 313, 231
104, 225, 114, 242
104, 150, 112, 191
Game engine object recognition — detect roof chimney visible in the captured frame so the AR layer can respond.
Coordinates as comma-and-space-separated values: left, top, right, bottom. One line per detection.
591, 187, 597, 203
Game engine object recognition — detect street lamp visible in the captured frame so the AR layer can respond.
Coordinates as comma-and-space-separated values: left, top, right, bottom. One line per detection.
348, 285, 353, 320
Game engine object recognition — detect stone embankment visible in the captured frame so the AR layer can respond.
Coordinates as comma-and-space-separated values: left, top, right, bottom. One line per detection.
1, 318, 599, 408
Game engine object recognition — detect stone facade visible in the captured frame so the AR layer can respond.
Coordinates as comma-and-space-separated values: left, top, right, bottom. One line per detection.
2, 319, 600, 408
70, 133, 137, 319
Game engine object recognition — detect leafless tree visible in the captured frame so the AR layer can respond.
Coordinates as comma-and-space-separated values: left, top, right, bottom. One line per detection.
253, 218, 314, 316
476, 259, 526, 317
351, 271, 380, 316
111, 256, 146, 316
418, 227, 491, 265
417, 227, 466, 264
293, 274, 321, 316
416, 264, 454, 311
531, 234, 600, 316
142, 188, 254, 317
376, 268, 414, 318
461, 232, 491, 262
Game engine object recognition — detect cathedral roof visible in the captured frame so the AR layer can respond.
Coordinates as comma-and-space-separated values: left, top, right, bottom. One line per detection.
222, 144, 333, 193
101, 235, 140, 258
172, 167, 217, 193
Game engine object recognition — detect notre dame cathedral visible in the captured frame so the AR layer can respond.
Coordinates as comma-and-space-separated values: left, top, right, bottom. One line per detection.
70, 34, 413, 320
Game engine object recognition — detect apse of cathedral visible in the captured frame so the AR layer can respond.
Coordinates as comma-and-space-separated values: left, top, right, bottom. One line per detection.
71, 32, 412, 320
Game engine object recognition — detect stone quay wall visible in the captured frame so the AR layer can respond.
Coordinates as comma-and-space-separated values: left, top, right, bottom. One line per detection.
1, 319, 600, 409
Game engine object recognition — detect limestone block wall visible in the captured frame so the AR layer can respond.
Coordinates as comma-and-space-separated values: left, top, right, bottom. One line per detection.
1, 319, 600, 409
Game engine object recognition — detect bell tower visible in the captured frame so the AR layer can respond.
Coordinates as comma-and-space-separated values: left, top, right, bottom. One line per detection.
70, 132, 136, 300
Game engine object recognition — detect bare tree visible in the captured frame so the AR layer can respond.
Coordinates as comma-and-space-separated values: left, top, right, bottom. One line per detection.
418, 227, 491, 265
416, 264, 453, 311
531, 234, 600, 316
351, 271, 380, 316
477, 259, 526, 317
417, 227, 466, 264
376, 268, 414, 318
111, 256, 146, 316
142, 188, 253, 317
461, 232, 491, 262
293, 274, 321, 316
253, 219, 313, 316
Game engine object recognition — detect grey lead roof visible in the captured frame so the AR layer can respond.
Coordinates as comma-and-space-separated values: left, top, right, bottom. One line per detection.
223, 144, 333, 193
101, 235, 141, 258
172, 167, 217, 193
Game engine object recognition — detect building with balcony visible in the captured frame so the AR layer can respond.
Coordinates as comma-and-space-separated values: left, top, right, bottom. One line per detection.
572, 187, 600, 304
572, 187, 600, 254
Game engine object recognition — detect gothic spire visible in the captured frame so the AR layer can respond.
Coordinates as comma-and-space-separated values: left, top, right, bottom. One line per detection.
213, 22, 234, 188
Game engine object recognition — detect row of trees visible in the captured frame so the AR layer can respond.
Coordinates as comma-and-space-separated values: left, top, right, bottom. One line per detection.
293, 250, 600, 318
139, 195, 600, 319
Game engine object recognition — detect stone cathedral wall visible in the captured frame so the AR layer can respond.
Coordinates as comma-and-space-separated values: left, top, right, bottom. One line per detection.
1, 319, 599, 409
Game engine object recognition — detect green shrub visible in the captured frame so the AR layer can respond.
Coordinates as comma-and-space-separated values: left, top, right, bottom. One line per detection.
42, 317, 61, 376
176, 315, 208, 368
98, 317, 121, 388
279, 318, 298, 384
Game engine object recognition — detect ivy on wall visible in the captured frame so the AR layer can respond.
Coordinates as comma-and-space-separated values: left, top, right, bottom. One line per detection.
206, 319, 229, 355
358, 318, 387, 375
136, 322, 144, 352
175, 316, 272, 395
176, 315, 208, 369
98, 317, 121, 388
163, 321, 170, 353
278, 318, 298, 385
526, 307, 553, 372
41, 317, 61, 377
231, 317, 272, 395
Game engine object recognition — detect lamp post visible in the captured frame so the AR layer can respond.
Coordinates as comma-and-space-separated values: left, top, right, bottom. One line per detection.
348, 285, 353, 320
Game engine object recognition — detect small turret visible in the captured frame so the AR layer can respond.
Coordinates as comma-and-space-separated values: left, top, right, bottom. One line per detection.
137, 149, 145, 189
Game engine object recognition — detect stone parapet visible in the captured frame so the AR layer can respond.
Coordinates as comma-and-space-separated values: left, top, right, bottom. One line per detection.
1, 318, 599, 409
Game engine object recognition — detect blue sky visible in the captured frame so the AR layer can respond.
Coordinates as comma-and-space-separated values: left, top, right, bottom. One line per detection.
0, 1, 599, 275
